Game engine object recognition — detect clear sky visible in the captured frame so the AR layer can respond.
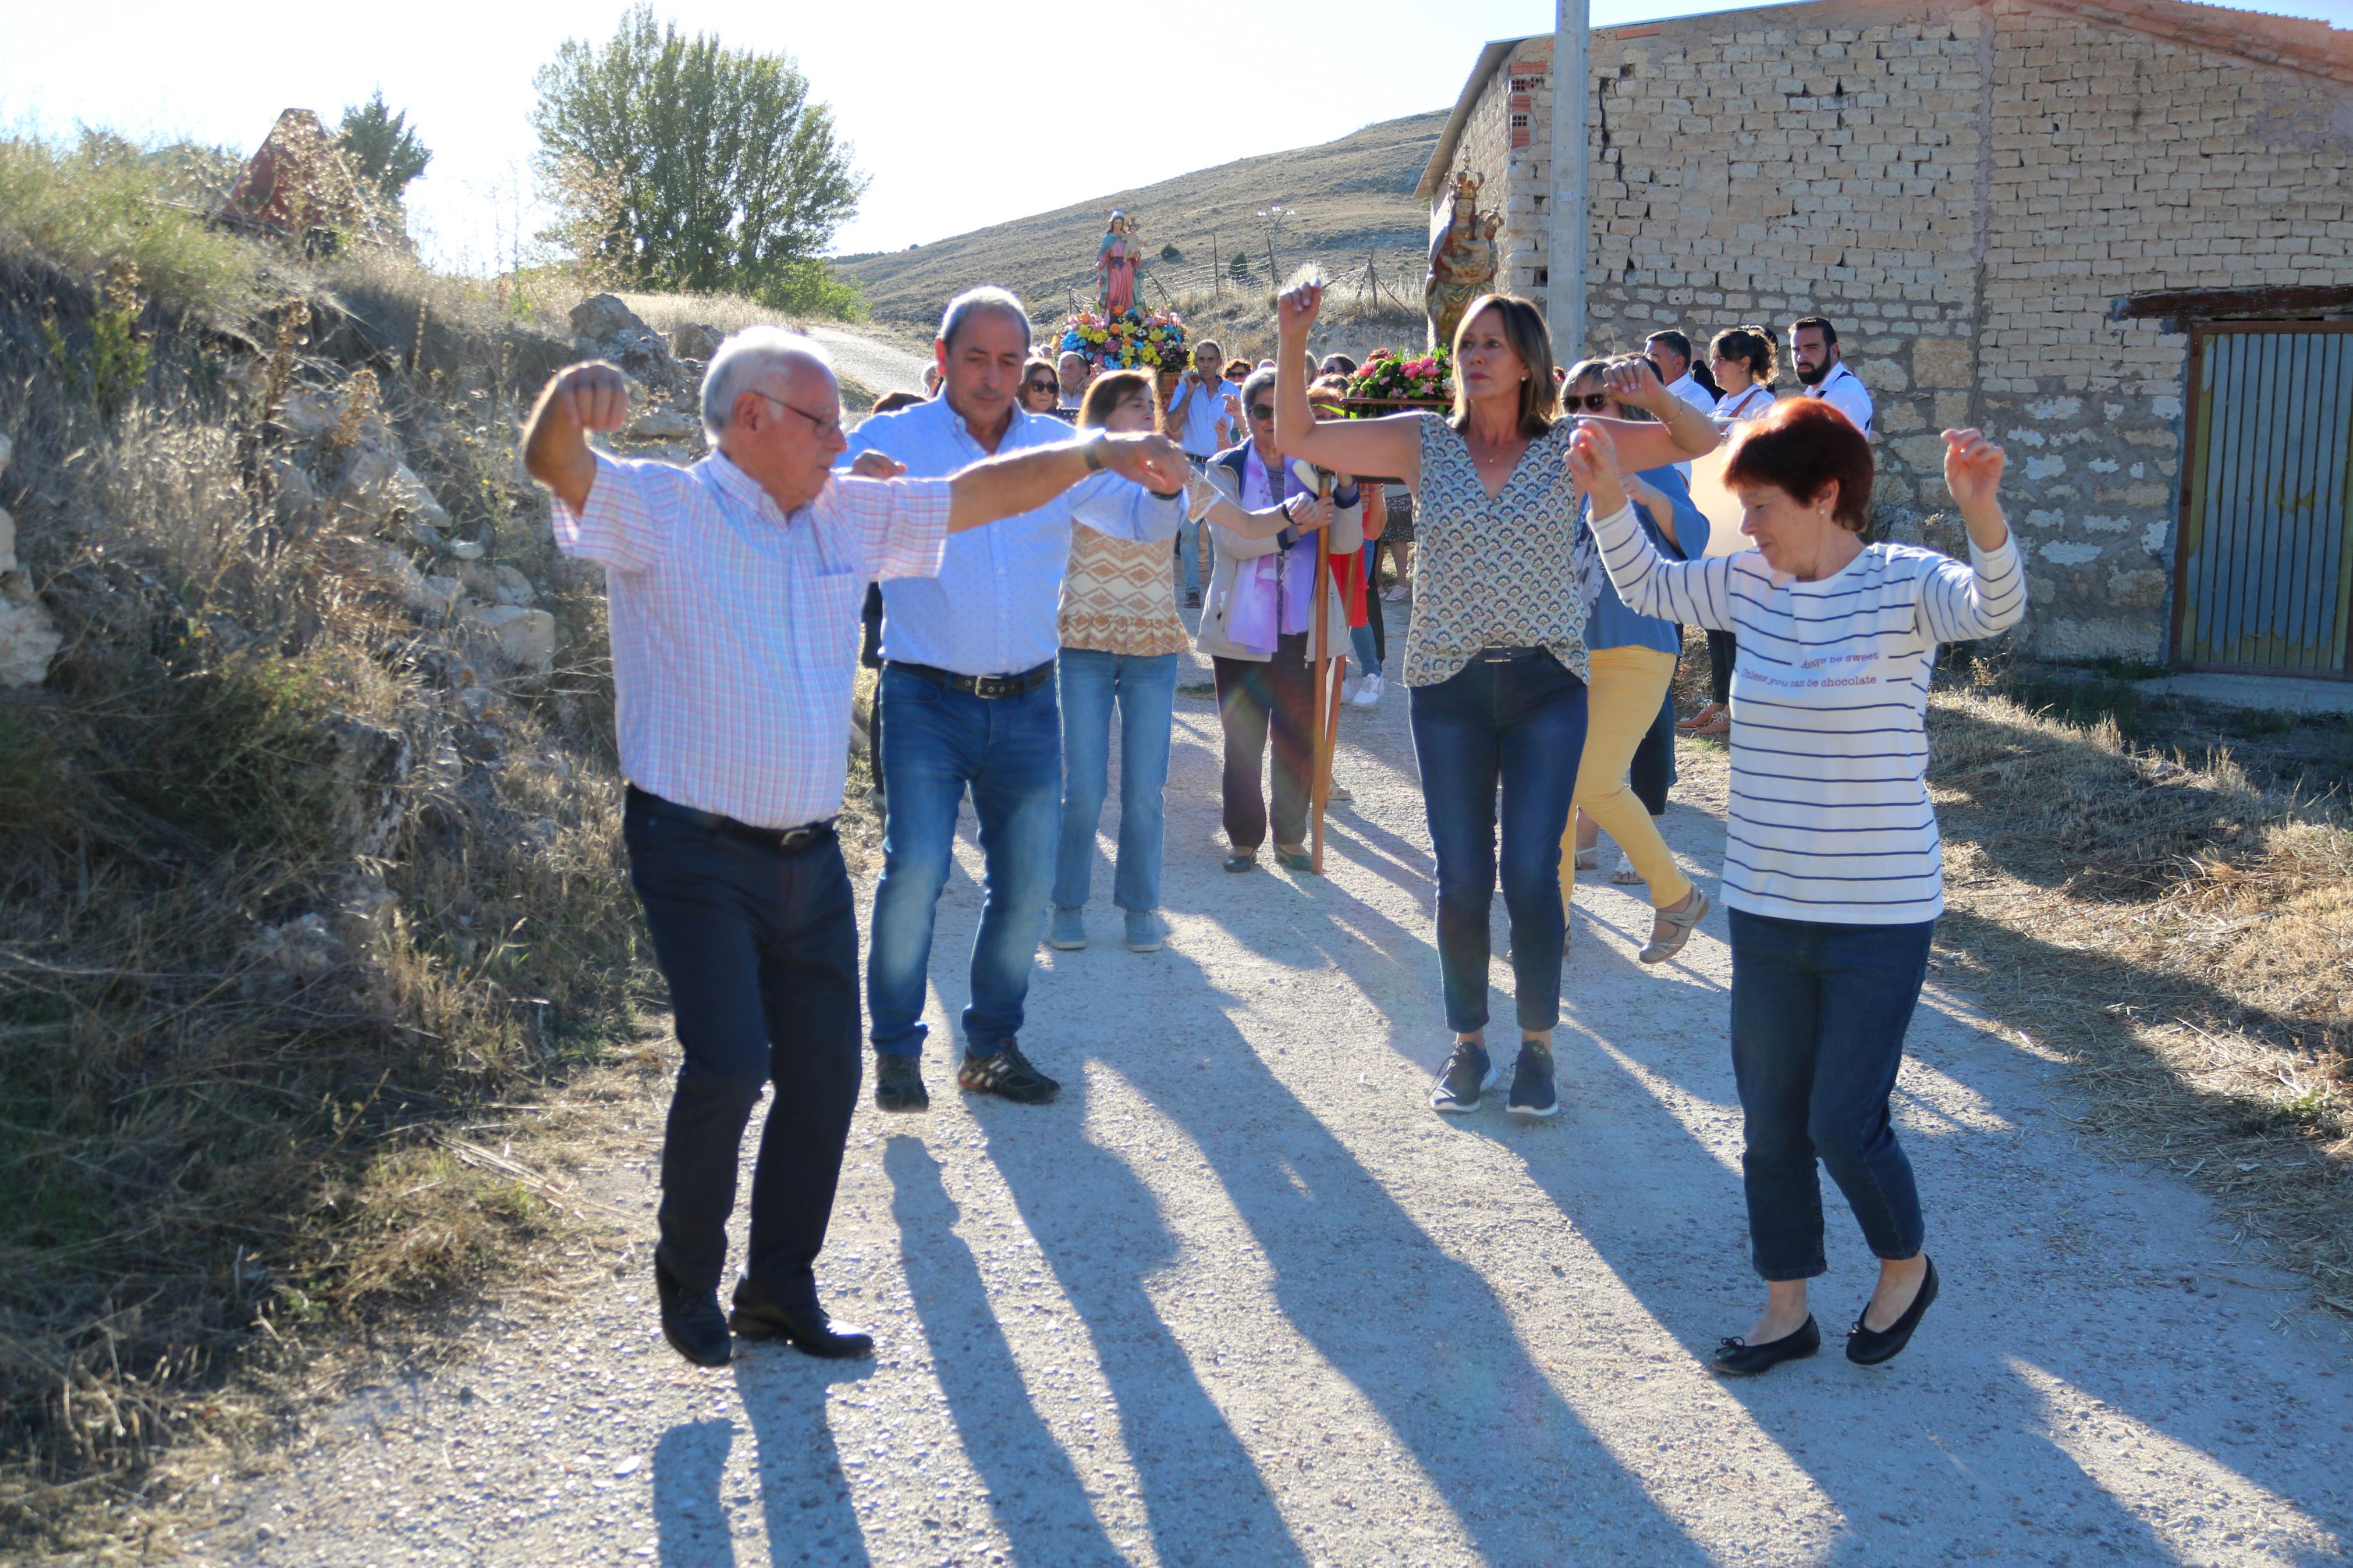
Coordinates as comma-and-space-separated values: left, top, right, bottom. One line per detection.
6, 0, 2348, 275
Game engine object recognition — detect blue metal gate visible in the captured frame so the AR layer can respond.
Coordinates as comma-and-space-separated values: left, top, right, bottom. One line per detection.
2173, 324, 2353, 678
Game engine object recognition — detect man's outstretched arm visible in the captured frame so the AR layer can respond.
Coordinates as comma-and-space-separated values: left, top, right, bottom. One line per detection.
945, 431, 1187, 534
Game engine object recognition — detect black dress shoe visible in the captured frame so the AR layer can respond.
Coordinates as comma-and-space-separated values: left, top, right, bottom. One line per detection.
729, 1300, 874, 1359
1847, 1258, 1939, 1366
1709, 1314, 1821, 1377
653, 1257, 732, 1367
1272, 845, 1314, 873
1222, 851, 1258, 873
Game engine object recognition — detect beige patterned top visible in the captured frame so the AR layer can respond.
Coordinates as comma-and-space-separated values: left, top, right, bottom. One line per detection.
1059, 526, 1189, 657
1400, 413, 1593, 688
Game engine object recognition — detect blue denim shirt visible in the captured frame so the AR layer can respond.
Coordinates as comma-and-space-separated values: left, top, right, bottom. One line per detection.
1583, 465, 1709, 654
842, 397, 1183, 675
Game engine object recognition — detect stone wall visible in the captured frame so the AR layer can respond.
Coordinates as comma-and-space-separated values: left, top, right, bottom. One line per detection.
1442, 0, 2353, 661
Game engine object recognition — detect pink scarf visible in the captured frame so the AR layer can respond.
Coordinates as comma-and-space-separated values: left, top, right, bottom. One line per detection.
1227, 446, 1314, 654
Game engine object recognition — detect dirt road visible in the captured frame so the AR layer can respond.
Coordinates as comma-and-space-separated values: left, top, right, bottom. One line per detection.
193, 628, 2352, 1566
805, 325, 932, 406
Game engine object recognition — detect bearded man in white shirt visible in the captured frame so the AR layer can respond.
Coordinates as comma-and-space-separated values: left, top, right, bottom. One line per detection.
1789, 316, 1875, 437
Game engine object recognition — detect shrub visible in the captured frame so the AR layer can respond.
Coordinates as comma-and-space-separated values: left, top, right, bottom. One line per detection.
0, 133, 258, 321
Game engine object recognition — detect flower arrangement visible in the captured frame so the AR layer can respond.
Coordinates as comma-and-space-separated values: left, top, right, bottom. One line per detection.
1346, 346, 1454, 407
1058, 307, 1189, 371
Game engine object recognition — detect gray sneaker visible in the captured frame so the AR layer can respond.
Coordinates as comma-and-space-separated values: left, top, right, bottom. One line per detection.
1123, 909, 1165, 952
1046, 905, 1087, 951
1429, 1041, 1498, 1114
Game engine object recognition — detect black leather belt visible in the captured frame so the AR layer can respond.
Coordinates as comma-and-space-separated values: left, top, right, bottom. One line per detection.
1476, 646, 1550, 663
887, 659, 1055, 699
626, 785, 836, 852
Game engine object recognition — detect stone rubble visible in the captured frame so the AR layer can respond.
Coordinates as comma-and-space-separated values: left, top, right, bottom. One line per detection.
0, 433, 63, 689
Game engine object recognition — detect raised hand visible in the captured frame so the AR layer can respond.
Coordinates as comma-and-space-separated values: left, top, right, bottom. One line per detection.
551, 361, 632, 433
1941, 428, 2006, 514
849, 450, 907, 479
1602, 357, 1672, 416
1565, 421, 1628, 517
1277, 281, 1323, 339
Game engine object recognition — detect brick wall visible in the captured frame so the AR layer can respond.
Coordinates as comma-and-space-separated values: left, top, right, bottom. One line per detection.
1445, 0, 2353, 661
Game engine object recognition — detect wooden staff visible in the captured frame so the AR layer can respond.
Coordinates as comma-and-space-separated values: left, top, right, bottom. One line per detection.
1309, 470, 1338, 874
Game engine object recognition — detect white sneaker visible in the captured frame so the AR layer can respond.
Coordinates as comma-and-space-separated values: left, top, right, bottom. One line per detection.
1351, 674, 1383, 707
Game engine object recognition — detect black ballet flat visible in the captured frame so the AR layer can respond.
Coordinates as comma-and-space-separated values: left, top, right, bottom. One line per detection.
1847, 1257, 1939, 1366
1709, 1314, 1820, 1377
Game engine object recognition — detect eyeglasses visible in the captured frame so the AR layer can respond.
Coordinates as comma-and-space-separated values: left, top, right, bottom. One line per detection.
1567, 392, 1611, 411
748, 390, 843, 441
1025, 380, 1056, 394
1248, 403, 1276, 422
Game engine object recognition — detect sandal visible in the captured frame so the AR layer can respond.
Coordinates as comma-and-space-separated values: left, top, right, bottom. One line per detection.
1675, 701, 1725, 733
1639, 889, 1709, 965
1573, 847, 1600, 872
1612, 851, 1641, 886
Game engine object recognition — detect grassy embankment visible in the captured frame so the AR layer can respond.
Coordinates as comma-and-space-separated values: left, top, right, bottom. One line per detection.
0, 133, 697, 1554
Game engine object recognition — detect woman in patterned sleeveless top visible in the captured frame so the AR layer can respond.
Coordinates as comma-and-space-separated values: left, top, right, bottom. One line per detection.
1271, 282, 1717, 1119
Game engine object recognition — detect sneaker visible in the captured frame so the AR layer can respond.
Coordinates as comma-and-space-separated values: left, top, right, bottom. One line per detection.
1047, 905, 1087, 951
1351, 673, 1383, 707
874, 1054, 929, 1113
1123, 909, 1165, 952
1184, 589, 1202, 609
1429, 1041, 1497, 1113
1506, 1040, 1559, 1117
958, 1041, 1060, 1104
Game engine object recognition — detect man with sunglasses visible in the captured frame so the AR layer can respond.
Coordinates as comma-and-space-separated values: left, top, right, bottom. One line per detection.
844, 287, 1190, 1117
523, 326, 1185, 1368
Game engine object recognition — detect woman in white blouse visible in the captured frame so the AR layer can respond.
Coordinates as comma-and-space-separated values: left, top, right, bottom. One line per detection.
1568, 398, 2023, 1378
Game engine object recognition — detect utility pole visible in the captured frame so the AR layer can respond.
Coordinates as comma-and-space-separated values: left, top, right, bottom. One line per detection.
1549, 0, 1591, 368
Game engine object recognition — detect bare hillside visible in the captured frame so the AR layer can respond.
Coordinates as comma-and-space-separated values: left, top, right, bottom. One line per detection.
836, 111, 1447, 325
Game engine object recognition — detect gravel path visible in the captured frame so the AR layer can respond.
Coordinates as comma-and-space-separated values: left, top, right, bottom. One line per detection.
192, 622, 2352, 1566
804, 327, 934, 406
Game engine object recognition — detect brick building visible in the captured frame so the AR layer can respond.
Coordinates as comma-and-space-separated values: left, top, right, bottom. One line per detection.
1421, 0, 2353, 677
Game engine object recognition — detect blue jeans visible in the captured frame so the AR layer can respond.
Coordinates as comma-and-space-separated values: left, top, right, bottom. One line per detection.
868, 666, 1061, 1059
1053, 648, 1177, 913
1728, 908, 1935, 1281
1351, 622, 1381, 680
1408, 652, 1589, 1034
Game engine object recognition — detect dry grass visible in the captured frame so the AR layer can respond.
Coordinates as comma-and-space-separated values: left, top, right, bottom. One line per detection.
0, 166, 657, 1553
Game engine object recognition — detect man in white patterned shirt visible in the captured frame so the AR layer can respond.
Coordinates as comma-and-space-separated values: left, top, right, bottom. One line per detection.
524, 328, 1184, 1369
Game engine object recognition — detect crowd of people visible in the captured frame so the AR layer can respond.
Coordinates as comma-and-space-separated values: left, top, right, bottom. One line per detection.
520, 269, 2018, 1385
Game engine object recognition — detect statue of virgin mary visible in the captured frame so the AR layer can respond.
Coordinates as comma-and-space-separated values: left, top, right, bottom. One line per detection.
1095, 211, 1141, 315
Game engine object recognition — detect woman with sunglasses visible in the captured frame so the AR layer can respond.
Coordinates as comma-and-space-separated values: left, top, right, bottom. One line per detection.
1049, 370, 1328, 952
1020, 358, 1067, 420
1196, 367, 1364, 874
1557, 357, 1710, 963
1270, 281, 1716, 1117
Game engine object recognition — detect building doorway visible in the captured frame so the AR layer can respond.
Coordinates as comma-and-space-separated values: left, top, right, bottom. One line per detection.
2173, 323, 2353, 678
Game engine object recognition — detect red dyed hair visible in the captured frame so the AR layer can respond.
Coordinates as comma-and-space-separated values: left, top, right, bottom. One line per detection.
1720, 397, 1875, 532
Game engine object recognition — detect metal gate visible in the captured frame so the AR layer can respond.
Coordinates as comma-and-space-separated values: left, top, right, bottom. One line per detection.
2173, 323, 2353, 678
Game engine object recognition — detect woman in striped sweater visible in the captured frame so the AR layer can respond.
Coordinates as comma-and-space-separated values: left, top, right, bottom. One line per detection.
1568, 397, 2024, 1377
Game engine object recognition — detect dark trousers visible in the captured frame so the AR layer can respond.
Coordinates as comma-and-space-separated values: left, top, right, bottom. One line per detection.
1364, 582, 1386, 666
1729, 908, 1935, 1282
1212, 632, 1315, 853
1408, 653, 1589, 1034
1630, 687, 1677, 817
624, 793, 861, 1311
1706, 628, 1737, 706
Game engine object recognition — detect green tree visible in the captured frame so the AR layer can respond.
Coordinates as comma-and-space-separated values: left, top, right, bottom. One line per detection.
530, 6, 868, 305
336, 91, 431, 205
1228, 250, 1254, 282
1159, 242, 1181, 262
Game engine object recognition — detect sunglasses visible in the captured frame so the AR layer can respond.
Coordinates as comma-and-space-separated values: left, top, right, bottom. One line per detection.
1024, 380, 1056, 394
1567, 392, 1612, 411
1249, 403, 1276, 422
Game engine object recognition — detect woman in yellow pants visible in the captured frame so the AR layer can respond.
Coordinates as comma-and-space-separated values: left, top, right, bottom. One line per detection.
1563, 359, 1711, 963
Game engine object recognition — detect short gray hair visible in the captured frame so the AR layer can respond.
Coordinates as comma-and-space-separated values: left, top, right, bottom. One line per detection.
1239, 367, 1276, 416
701, 325, 834, 441
938, 286, 1032, 350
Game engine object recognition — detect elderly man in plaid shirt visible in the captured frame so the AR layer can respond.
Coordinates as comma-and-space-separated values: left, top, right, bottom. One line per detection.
524, 328, 1186, 1368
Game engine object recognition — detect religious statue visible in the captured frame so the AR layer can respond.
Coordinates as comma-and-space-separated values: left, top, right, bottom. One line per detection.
1424, 171, 1502, 353
1096, 211, 1142, 316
